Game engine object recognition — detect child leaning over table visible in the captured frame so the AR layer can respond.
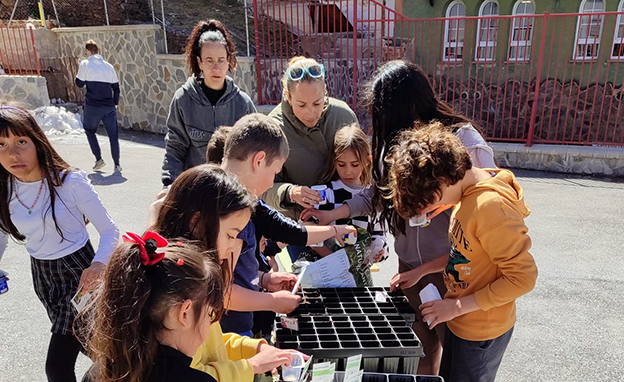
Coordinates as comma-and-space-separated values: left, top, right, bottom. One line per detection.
298, 124, 388, 287
385, 123, 537, 382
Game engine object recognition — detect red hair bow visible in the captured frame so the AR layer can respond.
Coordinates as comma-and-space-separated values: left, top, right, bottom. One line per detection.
122, 231, 169, 266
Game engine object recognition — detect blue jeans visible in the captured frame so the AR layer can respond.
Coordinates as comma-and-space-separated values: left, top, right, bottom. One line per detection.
82, 105, 120, 165
440, 326, 514, 382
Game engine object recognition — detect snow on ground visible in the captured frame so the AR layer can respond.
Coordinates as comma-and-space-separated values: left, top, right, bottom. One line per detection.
31, 106, 84, 136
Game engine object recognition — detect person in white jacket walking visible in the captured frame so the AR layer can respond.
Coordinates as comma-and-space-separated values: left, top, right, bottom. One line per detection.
75, 40, 121, 172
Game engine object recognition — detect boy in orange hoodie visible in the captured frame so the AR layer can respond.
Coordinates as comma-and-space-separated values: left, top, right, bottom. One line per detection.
385, 123, 538, 382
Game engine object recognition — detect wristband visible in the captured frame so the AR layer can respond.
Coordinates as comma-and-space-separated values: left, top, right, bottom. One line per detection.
332, 226, 338, 237
260, 272, 267, 290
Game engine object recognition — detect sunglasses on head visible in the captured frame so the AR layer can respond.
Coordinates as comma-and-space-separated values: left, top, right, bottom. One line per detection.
287, 63, 325, 82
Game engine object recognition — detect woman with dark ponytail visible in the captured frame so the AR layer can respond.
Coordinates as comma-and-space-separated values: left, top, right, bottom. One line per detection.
86, 236, 225, 382
161, 19, 256, 188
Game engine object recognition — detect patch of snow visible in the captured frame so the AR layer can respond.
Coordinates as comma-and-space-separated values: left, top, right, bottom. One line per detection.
31, 106, 84, 136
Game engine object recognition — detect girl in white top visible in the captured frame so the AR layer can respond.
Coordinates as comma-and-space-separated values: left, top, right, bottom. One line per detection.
0, 104, 119, 382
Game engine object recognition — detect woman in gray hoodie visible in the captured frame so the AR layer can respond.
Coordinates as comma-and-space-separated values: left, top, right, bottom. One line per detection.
302, 61, 496, 376
161, 20, 256, 187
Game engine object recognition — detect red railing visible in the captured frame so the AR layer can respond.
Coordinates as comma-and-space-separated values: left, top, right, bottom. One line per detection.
0, 27, 40, 76
254, 0, 624, 146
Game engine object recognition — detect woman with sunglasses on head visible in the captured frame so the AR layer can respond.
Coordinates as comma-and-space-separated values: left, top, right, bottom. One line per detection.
264, 56, 358, 222
161, 19, 256, 190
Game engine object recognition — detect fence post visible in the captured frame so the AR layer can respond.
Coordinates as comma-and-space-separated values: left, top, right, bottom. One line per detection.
252, 0, 263, 104
352, 0, 358, 111
29, 27, 40, 76
526, 12, 549, 147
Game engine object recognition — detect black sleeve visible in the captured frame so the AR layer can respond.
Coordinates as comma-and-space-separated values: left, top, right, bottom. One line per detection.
253, 200, 308, 246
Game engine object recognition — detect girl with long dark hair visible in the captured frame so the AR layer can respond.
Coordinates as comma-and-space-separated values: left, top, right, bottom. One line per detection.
150, 164, 297, 381
0, 104, 119, 382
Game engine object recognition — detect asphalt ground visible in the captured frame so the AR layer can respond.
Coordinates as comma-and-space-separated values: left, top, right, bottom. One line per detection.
0, 130, 622, 381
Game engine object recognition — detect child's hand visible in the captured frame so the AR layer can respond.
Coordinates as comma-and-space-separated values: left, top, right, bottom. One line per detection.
249, 344, 294, 374
79, 261, 106, 292
270, 290, 302, 313
300, 208, 335, 225
419, 298, 462, 329
372, 247, 386, 263
263, 271, 297, 292
334, 225, 357, 243
389, 268, 422, 292
147, 198, 164, 228
290, 186, 321, 208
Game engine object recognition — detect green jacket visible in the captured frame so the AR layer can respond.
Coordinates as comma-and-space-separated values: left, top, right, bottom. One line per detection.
264, 97, 358, 220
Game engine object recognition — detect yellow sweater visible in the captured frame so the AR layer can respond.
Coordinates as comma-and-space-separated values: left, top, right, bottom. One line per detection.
445, 169, 538, 341
191, 322, 266, 382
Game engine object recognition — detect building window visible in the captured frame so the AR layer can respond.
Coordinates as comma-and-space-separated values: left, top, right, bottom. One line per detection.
612, 1, 624, 59
508, 0, 535, 61
475, 0, 500, 62
443, 0, 466, 62
574, 0, 605, 60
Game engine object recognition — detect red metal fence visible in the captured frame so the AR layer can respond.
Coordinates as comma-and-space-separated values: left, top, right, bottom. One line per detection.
253, 0, 624, 146
0, 27, 40, 76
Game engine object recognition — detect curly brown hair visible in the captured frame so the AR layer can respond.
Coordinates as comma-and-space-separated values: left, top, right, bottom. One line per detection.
186, 19, 237, 77
385, 122, 472, 219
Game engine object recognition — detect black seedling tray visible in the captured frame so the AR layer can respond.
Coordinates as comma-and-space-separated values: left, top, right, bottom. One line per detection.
333, 372, 443, 382
275, 314, 424, 358
289, 287, 416, 324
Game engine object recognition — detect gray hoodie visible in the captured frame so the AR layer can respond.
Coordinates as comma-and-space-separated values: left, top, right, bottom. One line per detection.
161, 76, 256, 185
345, 123, 496, 269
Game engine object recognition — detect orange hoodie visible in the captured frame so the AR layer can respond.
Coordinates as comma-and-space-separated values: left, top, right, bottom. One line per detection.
445, 169, 538, 341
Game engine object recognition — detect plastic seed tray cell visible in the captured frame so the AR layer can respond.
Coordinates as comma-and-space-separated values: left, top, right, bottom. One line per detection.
290, 287, 416, 323
274, 314, 424, 358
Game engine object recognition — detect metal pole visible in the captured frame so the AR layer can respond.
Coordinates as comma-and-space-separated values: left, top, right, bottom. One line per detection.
51, 0, 61, 27
244, 0, 250, 56
161, 0, 168, 54
103, 0, 110, 26
149, 0, 156, 26
8, 0, 19, 28
526, 12, 549, 147
38, 0, 46, 28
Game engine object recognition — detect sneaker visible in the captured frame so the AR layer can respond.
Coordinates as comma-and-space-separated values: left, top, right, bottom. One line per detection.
93, 159, 106, 170
114, 164, 122, 172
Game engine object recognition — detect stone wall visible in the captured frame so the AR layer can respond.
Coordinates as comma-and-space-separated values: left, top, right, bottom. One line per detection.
51, 25, 259, 133
0, 76, 50, 108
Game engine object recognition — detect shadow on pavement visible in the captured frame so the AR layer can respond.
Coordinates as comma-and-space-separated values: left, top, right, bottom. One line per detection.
88, 171, 128, 186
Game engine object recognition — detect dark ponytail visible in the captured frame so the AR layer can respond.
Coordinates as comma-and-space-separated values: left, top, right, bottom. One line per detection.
186, 19, 237, 76
84, 240, 224, 382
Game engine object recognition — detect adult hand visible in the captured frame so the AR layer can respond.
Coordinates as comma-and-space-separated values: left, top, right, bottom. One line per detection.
270, 290, 302, 314
263, 271, 297, 292
420, 298, 462, 329
78, 261, 106, 292
249, 344, 294, 374
290, 186, 321, 209
300, 208, 335, 226
389, 268, 423, 292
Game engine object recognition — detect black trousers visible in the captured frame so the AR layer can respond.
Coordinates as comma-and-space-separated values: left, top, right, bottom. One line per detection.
46, 333, 83, 382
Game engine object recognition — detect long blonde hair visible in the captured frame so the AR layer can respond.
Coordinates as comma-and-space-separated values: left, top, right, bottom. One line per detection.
320, 124, 373, 186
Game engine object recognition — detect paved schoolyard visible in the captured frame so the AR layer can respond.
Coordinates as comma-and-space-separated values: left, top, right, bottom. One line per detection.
0, 131, 622, 381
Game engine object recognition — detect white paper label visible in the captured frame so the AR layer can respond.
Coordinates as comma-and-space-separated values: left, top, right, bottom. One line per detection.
281, 316, 299, 331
